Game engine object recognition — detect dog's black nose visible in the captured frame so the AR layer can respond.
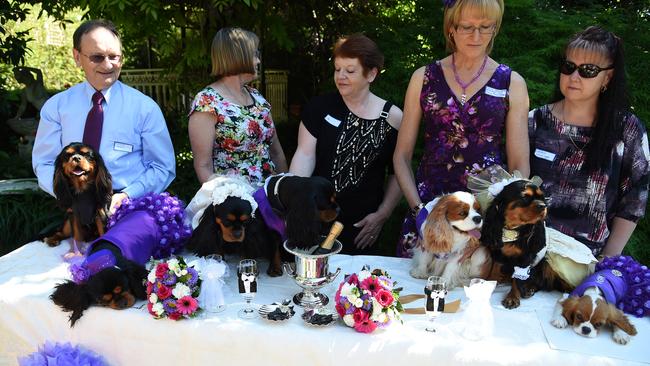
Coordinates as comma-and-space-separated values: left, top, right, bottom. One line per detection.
232, 229, 243, 238
581, 326, 591, 335
72, 155, 81, 162
472, 216, 482, 224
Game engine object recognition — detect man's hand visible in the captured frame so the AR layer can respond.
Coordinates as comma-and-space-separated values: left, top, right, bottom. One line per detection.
109, 192, 129, 215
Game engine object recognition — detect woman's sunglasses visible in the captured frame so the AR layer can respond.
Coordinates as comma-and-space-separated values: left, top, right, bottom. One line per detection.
560, 60, 613, 78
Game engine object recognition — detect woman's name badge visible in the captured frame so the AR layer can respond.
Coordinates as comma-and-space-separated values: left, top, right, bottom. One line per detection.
485, 86, 507, 98
534, 148, 556, 162
113, 142, 133, 153
324, 114, 341, 127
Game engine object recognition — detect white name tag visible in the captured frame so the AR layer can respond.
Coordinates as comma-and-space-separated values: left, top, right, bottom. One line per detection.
324, 114, 341, 127
114, 142, 133, 153
485, 86, 507, 98
534, 148, 556, 162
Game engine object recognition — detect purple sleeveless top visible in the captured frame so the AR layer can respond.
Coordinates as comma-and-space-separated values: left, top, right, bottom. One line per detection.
396, 60, 512, 258
416, 60, 511, 198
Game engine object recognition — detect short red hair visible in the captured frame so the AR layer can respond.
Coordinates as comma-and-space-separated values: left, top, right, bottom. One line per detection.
333, 34, 384, 76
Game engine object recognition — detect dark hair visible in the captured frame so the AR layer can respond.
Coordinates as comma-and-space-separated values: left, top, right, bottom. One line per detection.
553, 26, 628, 172
333, 34, 384, 76
73, 20, 121, 51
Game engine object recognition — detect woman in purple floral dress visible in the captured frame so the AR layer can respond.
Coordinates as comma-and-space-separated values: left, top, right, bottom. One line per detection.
394, 0, 530, 257
189, 28, 287, 186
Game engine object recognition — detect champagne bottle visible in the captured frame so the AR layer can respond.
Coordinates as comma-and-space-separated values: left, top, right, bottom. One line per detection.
311, 221, 344, 255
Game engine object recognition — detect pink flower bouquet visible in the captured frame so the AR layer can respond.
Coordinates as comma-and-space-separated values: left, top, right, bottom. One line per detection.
146, 256, 201, 320
335, 267, 403, 333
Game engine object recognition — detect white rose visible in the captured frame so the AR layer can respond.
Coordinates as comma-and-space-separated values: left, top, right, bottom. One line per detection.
172, 283, 191, 299
149, 293, 158, 303
370, 298, 383, 321
343, 314, 355, 327
353, 298, 363, 308
147, 270, 157, 284
340, 283, 356, 298
181, 269, 188, 276
174, 268, 183, 277
152, 302, 164, 316
167, 258, 180, 271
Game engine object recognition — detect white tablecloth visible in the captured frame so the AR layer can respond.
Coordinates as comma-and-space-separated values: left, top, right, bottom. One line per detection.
1, 241, 649, 366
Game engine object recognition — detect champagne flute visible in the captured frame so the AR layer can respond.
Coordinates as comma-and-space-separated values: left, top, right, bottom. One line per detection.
237, 259, 258, 319
424, 276, 447, 332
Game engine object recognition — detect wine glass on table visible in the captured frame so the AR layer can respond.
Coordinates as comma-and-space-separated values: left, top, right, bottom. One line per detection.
237, 259, 258, 319
424, 276, 447, 332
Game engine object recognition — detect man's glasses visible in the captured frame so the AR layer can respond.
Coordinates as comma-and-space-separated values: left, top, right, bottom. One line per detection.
560, 60, 613, 78
455, 24, 496, 35
80, 52, 123, 64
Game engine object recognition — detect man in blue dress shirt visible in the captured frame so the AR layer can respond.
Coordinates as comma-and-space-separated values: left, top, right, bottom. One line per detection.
32, 19, 176, 212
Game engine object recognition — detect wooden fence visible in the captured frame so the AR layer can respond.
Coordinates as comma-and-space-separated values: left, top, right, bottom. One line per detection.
120, 69, 289, 121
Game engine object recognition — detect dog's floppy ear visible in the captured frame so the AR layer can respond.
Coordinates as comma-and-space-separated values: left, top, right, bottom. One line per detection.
284, 190, 321, 249
607, 305, 638, 336
122, 260, 148, 300
50, 280, 94, 327
423, 196, 454, 253
53, 153, 73, 208
482, 192, 506, 249
93, 151, 112, 207
186, 205, 223, 256
561, 296, 579, 325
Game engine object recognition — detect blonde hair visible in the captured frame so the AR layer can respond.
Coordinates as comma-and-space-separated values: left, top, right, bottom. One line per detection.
443, 0, 504, 54
210, 27, 259, 78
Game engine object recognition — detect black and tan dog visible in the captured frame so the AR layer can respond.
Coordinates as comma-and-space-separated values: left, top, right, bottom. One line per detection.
482, 180, 571, 309
45, 142, 112, 252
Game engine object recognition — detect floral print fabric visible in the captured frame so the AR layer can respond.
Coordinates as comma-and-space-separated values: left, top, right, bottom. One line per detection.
189, 86, 276, 186
397, 61, 511, 257
529, 105, 649, 256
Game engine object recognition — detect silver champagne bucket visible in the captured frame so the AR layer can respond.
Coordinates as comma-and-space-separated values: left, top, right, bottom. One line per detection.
283, 239, 342, 307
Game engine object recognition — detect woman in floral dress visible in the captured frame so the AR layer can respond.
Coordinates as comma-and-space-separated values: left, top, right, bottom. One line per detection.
393, 0, 530, 257
189, 27, 288, 186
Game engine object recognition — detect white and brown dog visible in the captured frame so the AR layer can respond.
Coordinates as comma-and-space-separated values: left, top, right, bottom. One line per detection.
410, 192, 490, 288
551, 269, 637, 344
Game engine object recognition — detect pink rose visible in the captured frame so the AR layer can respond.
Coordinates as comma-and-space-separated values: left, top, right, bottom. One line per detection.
155, 263, 169, 278
375, 289, 394, 308
168, 311, 182, 321
353, 308, 369, 324
156, 284, 172, 300
335, 303, 346, 318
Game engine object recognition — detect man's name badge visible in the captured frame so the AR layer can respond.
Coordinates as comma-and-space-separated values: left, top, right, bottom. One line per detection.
534, 148, 555, 162
114, 142, 133, 153
324, 114, 341, 127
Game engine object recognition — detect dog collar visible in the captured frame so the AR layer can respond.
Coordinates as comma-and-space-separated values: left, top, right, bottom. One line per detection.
69, 249, 117, 284
264, 174, 293, 212
502, 227, 519, 242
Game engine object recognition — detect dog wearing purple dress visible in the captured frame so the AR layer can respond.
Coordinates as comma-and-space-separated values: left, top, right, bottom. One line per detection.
50, 193, 191, 326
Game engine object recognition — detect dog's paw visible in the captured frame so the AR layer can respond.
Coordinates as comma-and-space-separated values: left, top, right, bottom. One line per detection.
44, 236, 61, 247
502, 295, 520, 309
550, 315, 568, 328
613, 329, 631, 345
521, 285, 537, 299
266, 265, 283, 278
409, 268, 429, 279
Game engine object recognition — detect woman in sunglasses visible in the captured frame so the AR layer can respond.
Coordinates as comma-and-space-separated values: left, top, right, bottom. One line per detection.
393, 0, 530, 258
529, 26, 649, 258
